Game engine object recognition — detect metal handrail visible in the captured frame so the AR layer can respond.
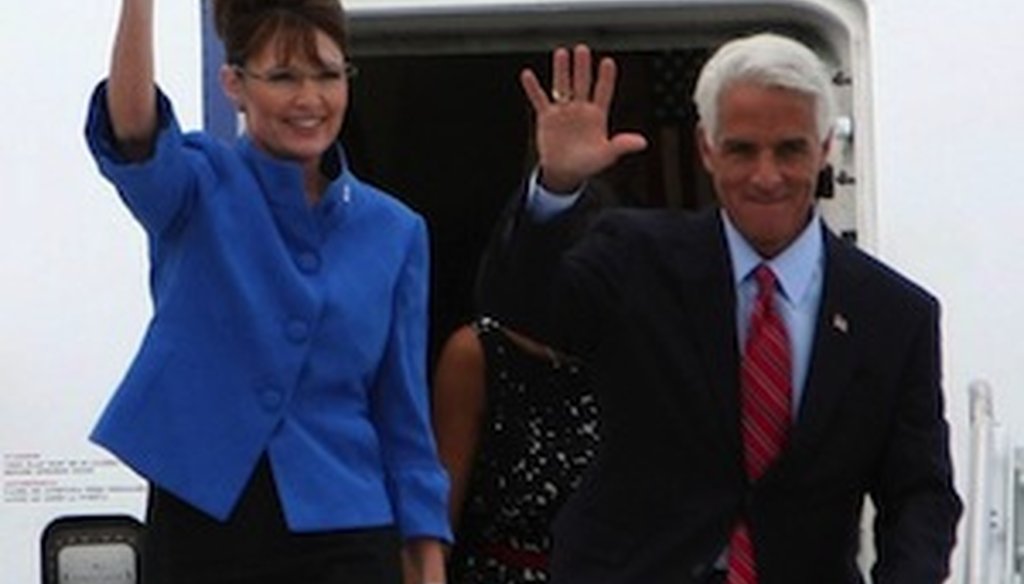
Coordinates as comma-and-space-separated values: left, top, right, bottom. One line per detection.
966, 379, 995, 584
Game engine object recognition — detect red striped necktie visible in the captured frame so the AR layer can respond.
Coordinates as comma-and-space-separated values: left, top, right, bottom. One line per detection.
727, 264, 792, 584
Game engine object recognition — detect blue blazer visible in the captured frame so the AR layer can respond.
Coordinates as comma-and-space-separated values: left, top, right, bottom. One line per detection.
490, 197, 961, 583
84, 83, 450, 541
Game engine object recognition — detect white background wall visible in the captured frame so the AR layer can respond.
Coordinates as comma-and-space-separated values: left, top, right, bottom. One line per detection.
868, 2, 1024, 579
0, 1, 201, 578
870, 0, 1024, 530
2, 0, 1023, 582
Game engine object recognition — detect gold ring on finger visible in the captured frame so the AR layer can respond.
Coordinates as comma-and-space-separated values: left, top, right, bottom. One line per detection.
552, 88, 572, 103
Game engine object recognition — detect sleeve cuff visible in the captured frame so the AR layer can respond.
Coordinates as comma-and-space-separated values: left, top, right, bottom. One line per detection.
526, 168, 584, 221
387, 468, 453, 543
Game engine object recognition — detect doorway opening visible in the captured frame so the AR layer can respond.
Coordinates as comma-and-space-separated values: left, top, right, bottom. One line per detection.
342, 47, 720, 357
339, 3, 861, 360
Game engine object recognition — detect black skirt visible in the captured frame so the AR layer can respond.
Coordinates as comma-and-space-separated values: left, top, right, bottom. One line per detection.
142, 456, 402, 584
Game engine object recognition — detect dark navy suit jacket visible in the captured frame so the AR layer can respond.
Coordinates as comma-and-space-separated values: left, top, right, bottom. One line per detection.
487, 195, 961, 584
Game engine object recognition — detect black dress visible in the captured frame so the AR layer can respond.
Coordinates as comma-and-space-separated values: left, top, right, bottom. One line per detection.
449, 316, 600, 583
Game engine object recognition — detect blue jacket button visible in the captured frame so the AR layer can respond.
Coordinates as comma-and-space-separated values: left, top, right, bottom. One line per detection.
296, 252, 321, 274
286, 319, 310, 343
261, 389, 283, 410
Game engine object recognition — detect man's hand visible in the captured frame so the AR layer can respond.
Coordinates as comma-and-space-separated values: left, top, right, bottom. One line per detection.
519, 44, 648, 193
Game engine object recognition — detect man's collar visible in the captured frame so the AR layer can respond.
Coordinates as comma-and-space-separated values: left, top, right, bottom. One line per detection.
722, 209, 824, 305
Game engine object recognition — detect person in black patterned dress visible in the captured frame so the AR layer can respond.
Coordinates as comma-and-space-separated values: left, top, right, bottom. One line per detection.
432, 315, 599, 583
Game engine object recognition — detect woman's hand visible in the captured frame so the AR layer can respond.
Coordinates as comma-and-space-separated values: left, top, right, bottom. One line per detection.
402, 537, 446, 584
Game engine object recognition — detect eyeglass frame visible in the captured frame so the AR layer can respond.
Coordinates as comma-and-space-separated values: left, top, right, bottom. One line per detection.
231, 62, 359, 94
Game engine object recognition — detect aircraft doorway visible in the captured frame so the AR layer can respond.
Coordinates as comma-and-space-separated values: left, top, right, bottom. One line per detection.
341, 48, 717, 358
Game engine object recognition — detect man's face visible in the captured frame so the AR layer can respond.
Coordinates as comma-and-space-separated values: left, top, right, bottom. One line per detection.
699, 82, 830, 258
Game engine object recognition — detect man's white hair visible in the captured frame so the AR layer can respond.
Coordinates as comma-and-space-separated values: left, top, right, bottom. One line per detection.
693, 32, 837, 143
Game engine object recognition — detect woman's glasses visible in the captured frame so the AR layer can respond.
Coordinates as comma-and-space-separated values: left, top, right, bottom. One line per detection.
233, 63, 358, 95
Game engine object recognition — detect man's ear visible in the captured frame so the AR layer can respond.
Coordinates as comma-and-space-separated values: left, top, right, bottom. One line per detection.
696, 124, 715, 173
220, 64, 244, 111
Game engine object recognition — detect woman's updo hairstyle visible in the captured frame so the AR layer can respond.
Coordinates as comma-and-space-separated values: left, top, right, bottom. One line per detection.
213, 0, 348, 67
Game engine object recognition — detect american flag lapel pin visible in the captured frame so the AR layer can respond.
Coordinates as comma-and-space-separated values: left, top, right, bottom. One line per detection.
832, 313, 849, 334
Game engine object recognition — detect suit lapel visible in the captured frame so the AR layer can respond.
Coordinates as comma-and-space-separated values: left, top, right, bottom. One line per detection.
673, 215, 865, 473
677, 212, 743, 457
785, 229, 862, 463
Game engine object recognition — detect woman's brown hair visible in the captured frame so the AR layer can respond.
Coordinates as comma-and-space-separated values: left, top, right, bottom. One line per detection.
213, 0, 348, 66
